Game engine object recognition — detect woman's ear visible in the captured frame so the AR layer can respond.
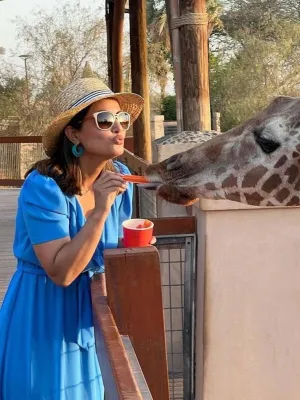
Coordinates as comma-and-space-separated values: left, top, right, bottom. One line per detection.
64, 125, 80, 145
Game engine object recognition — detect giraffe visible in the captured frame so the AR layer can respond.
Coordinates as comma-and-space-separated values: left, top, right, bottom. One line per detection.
145, 96, 300, 207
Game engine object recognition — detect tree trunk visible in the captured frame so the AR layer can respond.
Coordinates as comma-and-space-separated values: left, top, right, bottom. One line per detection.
112, 0, 125, 92
129, 0, 152, 162
179, 0, 211, 131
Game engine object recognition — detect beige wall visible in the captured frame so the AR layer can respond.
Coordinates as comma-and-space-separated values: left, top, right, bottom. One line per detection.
193, 199, 300, 400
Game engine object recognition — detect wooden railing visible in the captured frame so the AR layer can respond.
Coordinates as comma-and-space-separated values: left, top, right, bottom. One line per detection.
91, 274, 151, 398
0, 136, 134, 187
91, 218, 196, 398
92, 246, 170, 399
119, 148, 149, 176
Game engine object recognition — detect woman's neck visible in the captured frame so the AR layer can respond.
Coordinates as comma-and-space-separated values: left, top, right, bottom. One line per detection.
79, 154, 108, 190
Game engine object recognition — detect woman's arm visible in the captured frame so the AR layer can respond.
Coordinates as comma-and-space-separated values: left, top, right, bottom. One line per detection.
32, 171, 127, 287
34, 209, 108, 287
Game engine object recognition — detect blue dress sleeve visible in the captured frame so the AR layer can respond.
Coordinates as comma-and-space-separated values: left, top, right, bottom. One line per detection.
114, 162, 133, 238
21, 171, 70, 245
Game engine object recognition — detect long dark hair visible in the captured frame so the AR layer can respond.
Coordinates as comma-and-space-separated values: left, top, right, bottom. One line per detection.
26, 106, 116, 196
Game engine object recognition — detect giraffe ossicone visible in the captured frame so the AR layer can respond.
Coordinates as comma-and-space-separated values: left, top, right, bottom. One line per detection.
146, 96, 300, 207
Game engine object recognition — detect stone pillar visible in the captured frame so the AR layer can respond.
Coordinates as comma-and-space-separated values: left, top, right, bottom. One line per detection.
212, 112, 221, 133
150, 115, 164, 141
192, 199, 300, 400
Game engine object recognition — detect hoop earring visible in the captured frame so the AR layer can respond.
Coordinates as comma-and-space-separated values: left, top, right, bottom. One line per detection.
72, 143, 84, 157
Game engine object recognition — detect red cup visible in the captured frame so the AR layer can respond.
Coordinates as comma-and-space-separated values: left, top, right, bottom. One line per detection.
122, 219, 154, 248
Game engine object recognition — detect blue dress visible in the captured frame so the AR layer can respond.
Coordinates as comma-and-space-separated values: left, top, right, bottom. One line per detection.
0, 162, 133, 400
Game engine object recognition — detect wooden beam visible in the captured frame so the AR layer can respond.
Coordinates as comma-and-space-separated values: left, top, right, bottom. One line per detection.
129, 0, 152, 162
112, 0, 126, 92
0, 136, 42, 143
104, 247, 170, 399
178, 0, 211, 131
0, 179, 23, 187
151, 216, 196, 236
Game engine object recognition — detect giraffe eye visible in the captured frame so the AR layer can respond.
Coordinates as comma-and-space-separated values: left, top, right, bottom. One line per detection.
253, 129, 280, 154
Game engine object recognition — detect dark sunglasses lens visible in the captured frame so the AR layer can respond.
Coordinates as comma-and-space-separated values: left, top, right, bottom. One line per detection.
96, 112, 114, 129
118, 112, 130, 130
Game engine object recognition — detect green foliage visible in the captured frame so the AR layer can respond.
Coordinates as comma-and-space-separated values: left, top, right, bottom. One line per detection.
0, 77, 25, 119
210, 0, 300, 131
161, 95, 176, 121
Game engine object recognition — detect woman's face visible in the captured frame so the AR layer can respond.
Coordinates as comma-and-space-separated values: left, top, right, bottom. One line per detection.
70, 98, 128, 160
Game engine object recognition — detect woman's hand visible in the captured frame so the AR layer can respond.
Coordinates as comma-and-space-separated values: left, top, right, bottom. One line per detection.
93, 171, 127, 214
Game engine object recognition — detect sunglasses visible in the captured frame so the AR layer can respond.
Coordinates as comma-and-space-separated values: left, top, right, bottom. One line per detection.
83, 111, 131, 131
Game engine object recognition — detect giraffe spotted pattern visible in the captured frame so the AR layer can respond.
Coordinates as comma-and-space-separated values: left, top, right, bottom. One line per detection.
146, 96, 300, 207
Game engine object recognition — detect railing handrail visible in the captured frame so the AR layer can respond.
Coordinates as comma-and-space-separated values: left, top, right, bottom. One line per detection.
0, 136, 43, 143
119, 149, 149, 176
91, 273, 149, 399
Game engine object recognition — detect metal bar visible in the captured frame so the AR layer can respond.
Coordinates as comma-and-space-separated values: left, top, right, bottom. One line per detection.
183, 237, 196, 399
168, 246, 176, 397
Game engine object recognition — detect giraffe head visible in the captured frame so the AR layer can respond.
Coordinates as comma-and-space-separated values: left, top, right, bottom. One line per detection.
146, 96, 300, 207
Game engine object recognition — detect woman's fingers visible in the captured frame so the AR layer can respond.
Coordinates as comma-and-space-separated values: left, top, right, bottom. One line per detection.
95, 171, 124, 185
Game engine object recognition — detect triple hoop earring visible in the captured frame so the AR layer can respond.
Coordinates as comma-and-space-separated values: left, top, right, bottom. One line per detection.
72, 143, 84, 157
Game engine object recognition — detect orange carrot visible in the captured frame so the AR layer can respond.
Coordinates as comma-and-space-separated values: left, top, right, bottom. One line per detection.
122, 174, 150, 184
143, 220, 152, 228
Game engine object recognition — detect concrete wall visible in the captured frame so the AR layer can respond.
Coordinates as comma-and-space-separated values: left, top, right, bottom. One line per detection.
192, 199, 300, 400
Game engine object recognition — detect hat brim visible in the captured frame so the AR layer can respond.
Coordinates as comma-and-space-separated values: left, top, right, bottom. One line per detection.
43, 92, 144, 157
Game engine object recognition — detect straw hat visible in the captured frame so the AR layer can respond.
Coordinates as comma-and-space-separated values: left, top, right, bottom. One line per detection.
43, 78, 144, 157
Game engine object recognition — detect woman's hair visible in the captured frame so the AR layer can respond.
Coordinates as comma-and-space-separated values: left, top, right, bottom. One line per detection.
25, 105, 116, 196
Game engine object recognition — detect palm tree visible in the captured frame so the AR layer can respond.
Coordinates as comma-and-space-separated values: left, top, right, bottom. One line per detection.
147, 0, 223, 45
147, 1, 169, 50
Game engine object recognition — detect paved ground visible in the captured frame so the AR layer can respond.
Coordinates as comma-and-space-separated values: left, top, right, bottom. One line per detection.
0, 189, 19, 305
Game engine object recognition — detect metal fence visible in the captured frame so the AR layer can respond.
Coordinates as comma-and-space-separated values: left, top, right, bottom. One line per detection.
136, 185, 158, 218
156, 235, 196, 400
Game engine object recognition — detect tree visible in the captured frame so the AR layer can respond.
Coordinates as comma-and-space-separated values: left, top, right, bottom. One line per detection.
161, 95, 176, 121
81, 61, 100, 79
146, 0, 224, 115
0, 75, 25, 120
210, 0, 300, 131
4, 1, 108, 134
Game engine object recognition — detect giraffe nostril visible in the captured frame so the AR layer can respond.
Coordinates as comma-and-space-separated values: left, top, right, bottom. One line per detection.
166, 154, 182, 171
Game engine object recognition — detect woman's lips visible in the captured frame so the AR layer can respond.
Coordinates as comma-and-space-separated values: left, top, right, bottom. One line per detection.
113, 138, 124, 145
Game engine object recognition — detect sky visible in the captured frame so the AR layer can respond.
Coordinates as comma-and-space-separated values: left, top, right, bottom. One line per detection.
1, 0, 56, 53
0, 0, 104, 65
0, 0, 174, 94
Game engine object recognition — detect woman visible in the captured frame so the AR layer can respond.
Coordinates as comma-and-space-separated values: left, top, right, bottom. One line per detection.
0, 78, 144, 399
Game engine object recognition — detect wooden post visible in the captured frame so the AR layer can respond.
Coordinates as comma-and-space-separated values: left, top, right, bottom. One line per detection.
112, 0, 125, 92
177, 0, 211, 132
129, 0, 152, 162
104, 247, 170, 400
166, 0, 183, 133
105, 0, 114, 88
